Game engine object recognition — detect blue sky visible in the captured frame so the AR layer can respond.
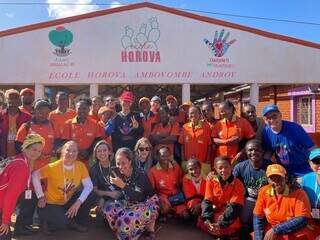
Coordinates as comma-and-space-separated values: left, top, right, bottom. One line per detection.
0, 0, 319, 43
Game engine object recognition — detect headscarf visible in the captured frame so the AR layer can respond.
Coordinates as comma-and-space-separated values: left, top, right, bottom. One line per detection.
21, 134, 45, 150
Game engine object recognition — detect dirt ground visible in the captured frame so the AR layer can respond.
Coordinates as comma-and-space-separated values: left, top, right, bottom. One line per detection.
13, 218, 214, 240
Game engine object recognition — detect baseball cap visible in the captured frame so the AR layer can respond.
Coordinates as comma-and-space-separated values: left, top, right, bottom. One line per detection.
139, 97, 150, 105
266, 164, 287, 178
309, 148, 320, 163
262, 104, 280, 116
119, 91, 134, 103
20, 88, 35, 96
151, 96, 161, 102
166, 95, 177, 102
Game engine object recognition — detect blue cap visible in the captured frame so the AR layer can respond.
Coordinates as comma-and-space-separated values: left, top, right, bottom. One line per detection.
262, 104, 280, 116
309, 148, 320, 161
151, 96, 161, 102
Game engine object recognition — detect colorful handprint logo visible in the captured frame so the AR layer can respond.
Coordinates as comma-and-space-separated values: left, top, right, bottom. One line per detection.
204, 29, 236, 57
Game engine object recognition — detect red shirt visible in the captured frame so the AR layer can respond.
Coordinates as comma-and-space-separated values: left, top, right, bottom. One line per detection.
0, 109, 31, 158
0, 154, 29, 224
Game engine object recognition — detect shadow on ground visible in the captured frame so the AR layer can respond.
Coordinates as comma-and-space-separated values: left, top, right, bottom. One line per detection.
13, 218, 214, 240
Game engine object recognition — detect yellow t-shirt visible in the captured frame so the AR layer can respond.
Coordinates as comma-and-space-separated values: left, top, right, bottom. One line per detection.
40, 160, 89, 205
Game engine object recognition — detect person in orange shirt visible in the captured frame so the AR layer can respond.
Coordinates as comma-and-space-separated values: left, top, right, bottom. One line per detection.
166, 95, 186, 127
148, 146, 188, 221
138, 97, 159, 138
182, 158, 206, 218
179, 105, 212, 175
88, 96, 103, 122
0, 89, 32, 158
97, 106, 113, 145
253, 164, 314, 240
61, 99, 103, 162
212, 100, 255, 166
16, 100, 56, 170
48, 91, 76, 139
198, 156, 244, 239
19, 88, 35, 115
150, 105, 180, 155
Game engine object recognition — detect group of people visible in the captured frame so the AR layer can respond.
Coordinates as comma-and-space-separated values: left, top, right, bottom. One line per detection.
0, 87, 319, 240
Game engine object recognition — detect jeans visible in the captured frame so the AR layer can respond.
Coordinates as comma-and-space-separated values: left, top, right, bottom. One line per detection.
38, 190, 96, 230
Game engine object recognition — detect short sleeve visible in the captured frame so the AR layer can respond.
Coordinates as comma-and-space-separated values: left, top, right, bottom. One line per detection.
295, 124, 314, 149
170, 122, 180, 137
79, 162, 89, 179
240, 118, 255, 139
294, 189, 311, 218
15, 124, 28, 142
39, 164, 51, 179
253, 187, 266, 216
89, 165, 99, 187
61, 120, 72, 140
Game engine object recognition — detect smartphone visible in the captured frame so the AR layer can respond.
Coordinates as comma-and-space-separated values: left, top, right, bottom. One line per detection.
110, 166, 121, 177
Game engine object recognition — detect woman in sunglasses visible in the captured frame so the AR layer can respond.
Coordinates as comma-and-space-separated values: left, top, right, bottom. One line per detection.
134, 137, 155, 173
301, 148, 320, 238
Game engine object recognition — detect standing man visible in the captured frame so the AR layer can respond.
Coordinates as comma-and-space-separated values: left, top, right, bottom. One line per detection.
138, 97, 158, 138
19, 88, 35, 115
0, 89, 31, 158
48, 91, 76, 139
262, 104, 314, 177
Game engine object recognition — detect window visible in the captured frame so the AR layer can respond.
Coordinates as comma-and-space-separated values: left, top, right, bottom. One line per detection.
296, 96, 312, 127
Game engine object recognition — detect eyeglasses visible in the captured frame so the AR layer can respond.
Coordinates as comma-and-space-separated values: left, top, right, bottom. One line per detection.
139, 147, 151, 152
105, 99, 115, 102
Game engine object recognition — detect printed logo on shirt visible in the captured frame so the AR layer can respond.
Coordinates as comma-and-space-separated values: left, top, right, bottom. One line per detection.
275, 143, 290, 165
263, 208, 271, 216
58, 178, 75, 196
159, 179, 166, 188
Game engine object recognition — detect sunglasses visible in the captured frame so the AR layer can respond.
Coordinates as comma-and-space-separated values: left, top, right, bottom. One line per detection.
139, 147, 151, 152
311, 157, 320, 165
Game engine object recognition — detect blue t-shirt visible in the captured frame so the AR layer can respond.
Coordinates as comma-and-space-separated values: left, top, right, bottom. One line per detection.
262, 120, 314, 177
233, 159, 272, 199
301, 172, 320, 209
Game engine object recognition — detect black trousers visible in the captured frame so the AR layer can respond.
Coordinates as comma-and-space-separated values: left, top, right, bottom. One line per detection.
0, 213, 11, 240
38, 190, 96, 229
15, 191, 38, 229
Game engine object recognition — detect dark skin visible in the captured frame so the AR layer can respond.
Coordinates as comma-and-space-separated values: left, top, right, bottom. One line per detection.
56, 93, 69, 113
6, 94, 20, 115
21, 92, 34, 113
245, 141, 264, 169
75, 102, 90, 160
149, 108, 177, 145
186, 160, 202, 216
34, 106, 50, 123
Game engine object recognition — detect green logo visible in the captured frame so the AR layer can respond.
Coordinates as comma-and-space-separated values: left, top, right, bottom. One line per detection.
49, 26, 73, 57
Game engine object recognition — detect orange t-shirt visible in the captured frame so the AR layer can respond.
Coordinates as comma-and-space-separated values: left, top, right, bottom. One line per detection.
212, 116, 255, 161
141, 112, 159, 138
179, 121, 212, 163
182, 174, 206, 209
148, 161, 183, 199
204, 176, 244, 230
253, 184, 311, 227
7, 114, 18, 157
61, 117, 104, 150
151, 122, 180, 154
16, 121, 56, 170
48, 109, 76, 139
88, 111, 99, 122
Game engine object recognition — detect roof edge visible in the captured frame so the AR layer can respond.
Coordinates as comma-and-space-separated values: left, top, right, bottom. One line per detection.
0, 2, 319, 49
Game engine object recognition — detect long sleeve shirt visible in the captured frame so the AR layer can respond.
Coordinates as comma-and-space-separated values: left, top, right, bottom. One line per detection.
0, 154, 29, 224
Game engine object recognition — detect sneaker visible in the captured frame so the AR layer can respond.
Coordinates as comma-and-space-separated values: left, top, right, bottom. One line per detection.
14, 225, 33, 236
69, 220, 88, 232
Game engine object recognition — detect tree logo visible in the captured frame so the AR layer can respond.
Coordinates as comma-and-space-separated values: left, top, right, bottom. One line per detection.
49, 26, 73, 57
204, 29, 236, 57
